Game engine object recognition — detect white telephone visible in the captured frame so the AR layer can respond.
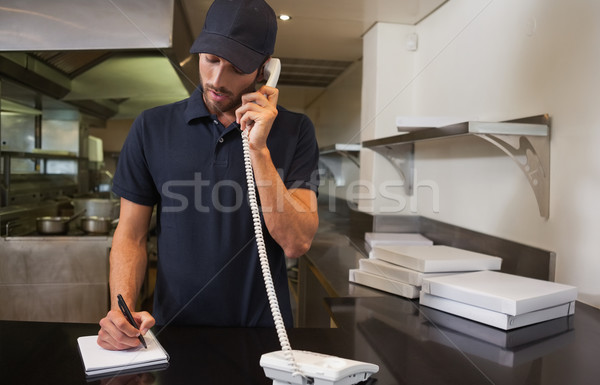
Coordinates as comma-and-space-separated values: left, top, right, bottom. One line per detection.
264, 57, 281, 88
241, 58, 379, 385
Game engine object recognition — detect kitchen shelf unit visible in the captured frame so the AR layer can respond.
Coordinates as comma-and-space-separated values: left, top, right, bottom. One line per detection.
362, 114, 551, 218
1, 150, 82, 206
318, 143, 361, 186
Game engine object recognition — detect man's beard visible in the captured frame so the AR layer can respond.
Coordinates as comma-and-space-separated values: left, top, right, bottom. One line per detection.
200, 75, 257, 116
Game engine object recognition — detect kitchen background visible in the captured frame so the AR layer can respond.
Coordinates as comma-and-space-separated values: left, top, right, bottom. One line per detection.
1, 0, 599, 323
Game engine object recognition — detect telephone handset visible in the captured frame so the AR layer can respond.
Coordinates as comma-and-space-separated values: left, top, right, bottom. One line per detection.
241, 58, 379, 384
263, 58, 281, 88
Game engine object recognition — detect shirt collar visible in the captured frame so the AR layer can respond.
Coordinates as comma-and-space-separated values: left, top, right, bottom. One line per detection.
184, 87, 211, 124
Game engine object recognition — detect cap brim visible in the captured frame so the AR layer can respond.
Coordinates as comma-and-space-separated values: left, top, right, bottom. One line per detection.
190, 33, 265, 74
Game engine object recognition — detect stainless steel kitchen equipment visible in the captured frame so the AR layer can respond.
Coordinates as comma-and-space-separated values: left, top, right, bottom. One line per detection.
35, 209, 85, 235
0, 233, 112, 323
0, 201, 114, 322
72, 198, 119, 219
80, 216, 117, 235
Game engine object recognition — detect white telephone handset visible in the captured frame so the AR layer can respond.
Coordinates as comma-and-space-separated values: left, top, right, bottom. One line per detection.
263, 58, 281, 88
241, 58, 379, 385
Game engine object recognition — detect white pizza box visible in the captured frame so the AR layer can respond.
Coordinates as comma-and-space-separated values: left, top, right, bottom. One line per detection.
419, 291, 575, 330
420, 305, 574, 349
349, 269, 420, 299
421, 311, 575, 366
364, 232, 433, 248
371, 245, 502, 273
358, 258, 457, 287
421, 271, 578, 315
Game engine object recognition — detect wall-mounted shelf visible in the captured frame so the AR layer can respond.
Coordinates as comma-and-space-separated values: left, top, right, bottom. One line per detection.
1, 150, 82, 207
318, 144, 361, 186
3, 150, 79, 160
362, 114, 551, 218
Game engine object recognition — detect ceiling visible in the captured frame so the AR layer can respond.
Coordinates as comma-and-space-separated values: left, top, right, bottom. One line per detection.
1, 0, 448, 121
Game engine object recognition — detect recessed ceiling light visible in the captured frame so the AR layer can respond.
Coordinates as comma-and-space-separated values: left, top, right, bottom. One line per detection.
279, 14, 291, 21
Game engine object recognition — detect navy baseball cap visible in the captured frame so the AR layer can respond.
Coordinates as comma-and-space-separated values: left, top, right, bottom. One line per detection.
190, 0, 278, 74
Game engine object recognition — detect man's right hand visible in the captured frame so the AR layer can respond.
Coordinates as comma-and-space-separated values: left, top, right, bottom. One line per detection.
97, 309, 155, 350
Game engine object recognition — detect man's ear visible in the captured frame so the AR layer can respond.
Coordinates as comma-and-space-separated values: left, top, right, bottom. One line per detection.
257, 65, 266, 82
257, 57, 271, 82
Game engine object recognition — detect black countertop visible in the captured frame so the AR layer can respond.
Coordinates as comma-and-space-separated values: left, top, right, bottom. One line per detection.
326, 296, 600, 385
300, 204, 600, 384
4, 205, 600, 384
3, 298, 600, 385
1, 321, 368, 385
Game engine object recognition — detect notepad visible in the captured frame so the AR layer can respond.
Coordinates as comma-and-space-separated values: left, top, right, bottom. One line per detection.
77, 330, 169, 378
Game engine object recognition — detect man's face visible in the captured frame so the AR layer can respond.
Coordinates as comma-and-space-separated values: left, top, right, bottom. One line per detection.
198, 53, 259, 116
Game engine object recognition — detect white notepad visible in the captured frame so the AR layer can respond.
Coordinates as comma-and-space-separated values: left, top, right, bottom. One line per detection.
371, 245, 502, 273
77, 330, 169, 378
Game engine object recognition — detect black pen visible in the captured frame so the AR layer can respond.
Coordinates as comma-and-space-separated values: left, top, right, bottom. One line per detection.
117, 294, 147, 349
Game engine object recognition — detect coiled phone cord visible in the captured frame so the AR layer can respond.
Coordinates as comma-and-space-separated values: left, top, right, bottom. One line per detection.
241, 129, 305, 380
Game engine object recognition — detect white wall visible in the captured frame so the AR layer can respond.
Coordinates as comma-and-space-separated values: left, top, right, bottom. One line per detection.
360, 0, 600, 308
306, 62, 363, 201
359, 22, 418, 213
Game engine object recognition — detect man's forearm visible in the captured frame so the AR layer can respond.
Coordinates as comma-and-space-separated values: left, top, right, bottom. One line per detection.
108, 233, 148, 310
250, 147, 318, 258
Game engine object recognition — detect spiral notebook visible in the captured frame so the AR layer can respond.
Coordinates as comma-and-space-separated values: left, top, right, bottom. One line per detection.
77, 330, 169, 379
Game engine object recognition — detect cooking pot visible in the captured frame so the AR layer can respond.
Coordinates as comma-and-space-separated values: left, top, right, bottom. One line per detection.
72, 198, 120, 219
36, 209, 86, 235
80, 216, 118, 235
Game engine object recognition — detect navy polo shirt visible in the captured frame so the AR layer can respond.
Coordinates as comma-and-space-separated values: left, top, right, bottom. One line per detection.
113, 88, 319, 327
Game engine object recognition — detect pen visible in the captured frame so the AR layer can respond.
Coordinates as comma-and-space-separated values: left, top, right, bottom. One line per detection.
117, 294, 147, 349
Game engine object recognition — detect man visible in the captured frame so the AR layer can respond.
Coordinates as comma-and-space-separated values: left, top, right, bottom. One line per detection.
98, 0, 319, 350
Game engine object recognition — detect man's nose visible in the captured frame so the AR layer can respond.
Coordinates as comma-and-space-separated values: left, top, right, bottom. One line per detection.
211, 64, 229, 88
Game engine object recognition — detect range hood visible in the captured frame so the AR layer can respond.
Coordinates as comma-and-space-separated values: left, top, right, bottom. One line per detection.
0, 0, 361, 122
0, 0, 197, 122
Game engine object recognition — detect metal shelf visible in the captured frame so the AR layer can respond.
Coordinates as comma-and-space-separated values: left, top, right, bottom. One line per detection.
318, 144, 361, 186
2, 150, 79, 161
362, 114, 551, 218
1, 150, 82, 207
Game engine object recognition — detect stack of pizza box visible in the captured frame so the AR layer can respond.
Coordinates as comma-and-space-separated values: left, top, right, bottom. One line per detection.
350, 243, 502, 299
420, 270, 577, 330
363, 232, 433, 251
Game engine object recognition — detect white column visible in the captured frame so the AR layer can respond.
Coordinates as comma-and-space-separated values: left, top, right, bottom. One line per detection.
358, 23, 416, 213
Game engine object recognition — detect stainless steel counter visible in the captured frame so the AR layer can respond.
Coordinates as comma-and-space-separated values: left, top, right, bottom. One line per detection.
0, 234, 112, 322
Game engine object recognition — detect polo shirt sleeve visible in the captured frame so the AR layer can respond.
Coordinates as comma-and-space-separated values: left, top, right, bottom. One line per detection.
112, 113, 160, 206
283, 114, 320, 195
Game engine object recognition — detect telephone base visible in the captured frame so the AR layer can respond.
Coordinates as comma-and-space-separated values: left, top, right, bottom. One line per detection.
260, 350, 378, 385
